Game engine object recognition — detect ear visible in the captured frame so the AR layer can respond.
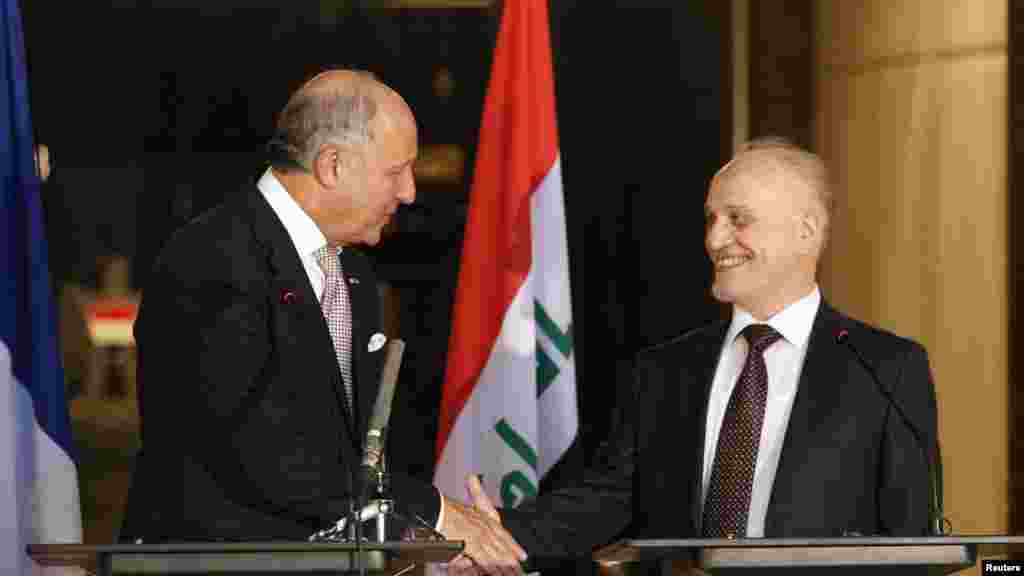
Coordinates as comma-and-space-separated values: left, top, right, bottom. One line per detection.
798, 210, 820, 255
312, 144, 341, 188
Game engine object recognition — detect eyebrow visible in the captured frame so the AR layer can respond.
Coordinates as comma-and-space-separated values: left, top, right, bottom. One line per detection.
705, 203, 753, 215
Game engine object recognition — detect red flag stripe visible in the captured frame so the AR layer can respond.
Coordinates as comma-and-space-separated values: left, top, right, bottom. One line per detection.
436, 0, 559, 461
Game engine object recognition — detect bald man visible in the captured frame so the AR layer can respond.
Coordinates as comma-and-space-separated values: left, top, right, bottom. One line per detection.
457, 139, 939, 568
119, 71, 523, 564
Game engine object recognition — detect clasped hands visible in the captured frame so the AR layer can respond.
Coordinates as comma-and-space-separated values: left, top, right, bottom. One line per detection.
438, 475, 528, 576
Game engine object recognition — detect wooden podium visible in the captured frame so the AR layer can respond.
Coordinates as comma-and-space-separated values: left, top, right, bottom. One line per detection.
27, 541, 463, 575
593, 536, 1024, 575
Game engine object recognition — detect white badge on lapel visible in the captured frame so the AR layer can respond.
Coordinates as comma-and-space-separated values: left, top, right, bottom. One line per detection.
368, 332, 387, 353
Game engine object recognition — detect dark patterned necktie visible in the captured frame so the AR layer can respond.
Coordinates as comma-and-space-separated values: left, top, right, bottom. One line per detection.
315, 246, 353, 410
702, 323, 783, 538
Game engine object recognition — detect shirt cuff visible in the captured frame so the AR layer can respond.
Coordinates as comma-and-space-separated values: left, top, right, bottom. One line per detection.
435, 487, 445, 532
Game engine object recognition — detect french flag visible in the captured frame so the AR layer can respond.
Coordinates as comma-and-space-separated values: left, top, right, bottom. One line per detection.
1, 0, 83, 572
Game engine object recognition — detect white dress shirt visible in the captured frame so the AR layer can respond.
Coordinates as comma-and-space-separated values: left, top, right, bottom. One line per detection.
699, 286, 822, 537
257, 168, 446, 531
258, 168, 334, 300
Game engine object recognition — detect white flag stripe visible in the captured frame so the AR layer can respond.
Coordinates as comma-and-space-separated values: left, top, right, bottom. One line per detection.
436, 276, 540, 500
2, 339, 83, 576
1, 340, 33, 575
436, 155, 576, 508
532, 158, 572, 328
531, 156, 577, 476
32, 427, 82, 544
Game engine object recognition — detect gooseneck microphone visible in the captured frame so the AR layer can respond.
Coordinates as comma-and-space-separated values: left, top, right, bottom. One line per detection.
835, 329, 947, 536
308, 339, 405, 550
363, 339, 404, 473
356, 339, 405, 576
359, 339, 405, 545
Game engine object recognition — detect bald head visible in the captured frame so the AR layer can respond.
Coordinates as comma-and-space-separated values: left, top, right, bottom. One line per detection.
298, 69, 412, 114
715, 138, 832, 251
272, 69, 414, 172
300, 69, 372, 92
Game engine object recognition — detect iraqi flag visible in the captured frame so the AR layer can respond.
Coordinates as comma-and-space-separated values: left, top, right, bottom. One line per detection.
1, 0, 83, 572
434, 0, 577, 509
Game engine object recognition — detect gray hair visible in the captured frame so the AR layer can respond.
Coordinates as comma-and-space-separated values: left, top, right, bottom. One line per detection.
737, 136, 833, 226
272, 70, 380, 171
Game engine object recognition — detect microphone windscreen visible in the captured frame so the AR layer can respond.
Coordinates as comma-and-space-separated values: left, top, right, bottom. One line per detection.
368, 339, 404, 433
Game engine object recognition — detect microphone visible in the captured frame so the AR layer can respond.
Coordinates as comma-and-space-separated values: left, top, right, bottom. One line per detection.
835, 329, 946, 536
310, 339, 406, 548
363, 338, 405, 472
362, 339, 404, 547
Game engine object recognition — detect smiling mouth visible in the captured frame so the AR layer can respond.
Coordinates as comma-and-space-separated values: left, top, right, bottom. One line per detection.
714, 254, 751, 270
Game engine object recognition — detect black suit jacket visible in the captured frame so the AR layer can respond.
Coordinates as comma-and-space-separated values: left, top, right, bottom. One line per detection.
501, 302, 938, 559
120, 187, 439, 542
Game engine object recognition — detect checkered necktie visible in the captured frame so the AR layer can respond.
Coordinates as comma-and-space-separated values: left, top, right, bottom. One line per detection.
315, 246, 353, 409
702, 323, 783, 538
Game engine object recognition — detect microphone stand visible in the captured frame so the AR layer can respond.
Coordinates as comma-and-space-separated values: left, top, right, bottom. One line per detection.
309, 339, 411, 573
369, 439, 393, 543
352, 391, 366, 576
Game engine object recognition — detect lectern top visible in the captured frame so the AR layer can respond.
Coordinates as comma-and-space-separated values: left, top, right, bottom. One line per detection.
27, 540, 464, 575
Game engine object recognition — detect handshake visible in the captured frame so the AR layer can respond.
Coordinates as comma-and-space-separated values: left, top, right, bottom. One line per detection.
437, 475, 529, 576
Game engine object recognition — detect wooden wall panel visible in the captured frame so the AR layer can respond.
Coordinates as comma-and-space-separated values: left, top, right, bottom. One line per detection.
816, 0, 1009, 550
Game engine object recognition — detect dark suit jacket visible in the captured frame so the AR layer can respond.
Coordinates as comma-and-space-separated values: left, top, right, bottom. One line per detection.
501, 302, 938, 559
120, 187, 439, 542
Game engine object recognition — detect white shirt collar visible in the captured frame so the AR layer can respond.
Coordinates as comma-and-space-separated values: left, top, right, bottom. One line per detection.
257, 168, 328, 259
725, 286, 822, 349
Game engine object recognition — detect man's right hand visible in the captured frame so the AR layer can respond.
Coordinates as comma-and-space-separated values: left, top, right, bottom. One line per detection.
439, 475, 527, 576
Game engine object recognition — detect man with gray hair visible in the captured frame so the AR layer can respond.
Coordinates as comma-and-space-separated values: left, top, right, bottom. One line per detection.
120, 70, 525, 570
446, 138, 940, 573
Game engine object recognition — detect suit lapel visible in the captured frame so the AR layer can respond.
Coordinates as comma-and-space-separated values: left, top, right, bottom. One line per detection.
764, 302, 844, 534
691, 321, 730, 530
243, 190, 359, 444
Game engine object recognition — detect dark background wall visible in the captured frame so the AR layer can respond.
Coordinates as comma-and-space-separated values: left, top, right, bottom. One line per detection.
748, 0, 813, 149
545, 4, 726, 491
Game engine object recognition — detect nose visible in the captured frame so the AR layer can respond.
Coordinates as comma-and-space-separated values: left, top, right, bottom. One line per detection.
705, 215, 730, 254
398, 168, 416, 205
